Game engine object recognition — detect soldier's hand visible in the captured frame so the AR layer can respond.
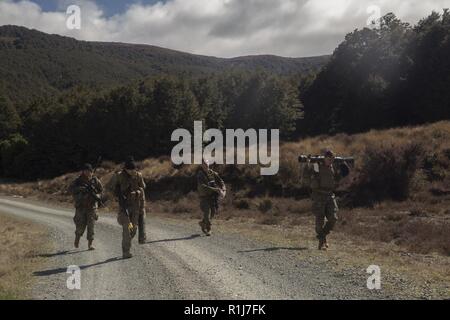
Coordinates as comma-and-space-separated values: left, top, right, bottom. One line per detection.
78, 187, 88, 194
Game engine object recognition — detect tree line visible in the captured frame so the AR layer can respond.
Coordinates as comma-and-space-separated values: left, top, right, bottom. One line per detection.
302, 10, 450, 135
0, 72, 302, 178
0, 11, 449, 179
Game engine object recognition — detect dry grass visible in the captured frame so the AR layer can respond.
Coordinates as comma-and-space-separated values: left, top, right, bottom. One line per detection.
0, 214, 49, 299
1, 121, 449, 256
204, 217, 450, 299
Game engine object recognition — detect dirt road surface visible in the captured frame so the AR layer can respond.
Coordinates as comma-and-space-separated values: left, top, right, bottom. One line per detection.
0, 197, 388, 300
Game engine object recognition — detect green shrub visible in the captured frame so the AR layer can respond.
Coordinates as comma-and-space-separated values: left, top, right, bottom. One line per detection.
0, 134, 29, 178
346, 142, 424, 206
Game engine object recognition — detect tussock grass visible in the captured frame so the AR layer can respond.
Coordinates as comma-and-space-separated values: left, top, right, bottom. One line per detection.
1, 121, 449, 255
0, 214, 48, 299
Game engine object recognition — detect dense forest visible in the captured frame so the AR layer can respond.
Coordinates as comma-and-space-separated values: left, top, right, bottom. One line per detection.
302, 11, 450, 134
0, 25, 328, 105
0, 10, 449, 179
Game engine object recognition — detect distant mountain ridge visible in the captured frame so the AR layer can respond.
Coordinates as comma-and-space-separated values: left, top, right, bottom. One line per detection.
0, 25, 329, 104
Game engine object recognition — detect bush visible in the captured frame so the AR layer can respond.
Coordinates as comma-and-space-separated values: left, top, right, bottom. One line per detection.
0, 134, 29, 178
258, 199, 273, 213
233, 199, 250, 210
346, 142, 424, 206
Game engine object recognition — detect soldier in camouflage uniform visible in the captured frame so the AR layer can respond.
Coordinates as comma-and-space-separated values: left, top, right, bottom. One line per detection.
309, 150, 349, 250
68, 163, 103, 250
107, 157, 146, 259
197, 159, 225, 236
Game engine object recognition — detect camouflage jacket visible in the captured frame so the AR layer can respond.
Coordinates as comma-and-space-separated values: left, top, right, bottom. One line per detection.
197, 168, 225, 198
68, 175, 103, 209
107, 169, 146, 205
310, 163, 342, 195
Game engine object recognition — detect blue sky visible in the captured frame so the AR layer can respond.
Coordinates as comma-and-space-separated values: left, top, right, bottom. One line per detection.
29, 0, 164, 16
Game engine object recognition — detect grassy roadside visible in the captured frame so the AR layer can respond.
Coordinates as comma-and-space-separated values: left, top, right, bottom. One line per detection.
0, 213, 49, 299
0, 121, 448, 298
1, 121, 449, 258
158, 214, 450, 300
226, 220, 450, 300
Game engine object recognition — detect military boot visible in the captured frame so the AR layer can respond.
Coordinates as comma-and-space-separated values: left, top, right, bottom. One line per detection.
199, 221, 207, 235
88, 240, 95, 251
323, 238, 329, 249
318, 237, 327, 250
123, 252, 133, 259
74, 235, 80, 249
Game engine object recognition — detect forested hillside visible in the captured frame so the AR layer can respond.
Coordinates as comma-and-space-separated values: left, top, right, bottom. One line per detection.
0, 25, 327, 105
0, 10, 449, 179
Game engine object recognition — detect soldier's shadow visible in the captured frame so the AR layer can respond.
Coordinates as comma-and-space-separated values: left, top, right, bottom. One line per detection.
144, 234, 201, 244
237, 247, 308, 253
36, 250, 90, 258
32, 257, 122, 277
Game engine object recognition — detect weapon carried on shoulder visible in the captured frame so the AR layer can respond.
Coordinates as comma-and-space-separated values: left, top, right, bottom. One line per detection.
298, 155, 355, 166
115, 185, 134, 233
298, 154, 355, 187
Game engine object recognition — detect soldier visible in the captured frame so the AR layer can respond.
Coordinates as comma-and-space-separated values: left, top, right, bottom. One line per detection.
68, 163, 103, 250
197, 159, 226, 236
308, 150, 350, 250
108, 156, 146, 259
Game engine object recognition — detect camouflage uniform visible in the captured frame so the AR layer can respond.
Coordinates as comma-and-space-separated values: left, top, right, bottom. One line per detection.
68, 175, 103, 245
197, 167, 225, 235
108, 169, 146, 256
310, 163, 342, 242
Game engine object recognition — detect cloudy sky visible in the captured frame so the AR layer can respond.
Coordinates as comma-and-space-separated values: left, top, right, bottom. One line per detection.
0, 0, 448, 57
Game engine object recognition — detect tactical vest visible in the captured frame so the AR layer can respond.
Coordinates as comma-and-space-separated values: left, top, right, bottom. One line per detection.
116, 171, 140, 192
311, 164, 337, 194
197, 169, 219, 198
71, 176, 101, 209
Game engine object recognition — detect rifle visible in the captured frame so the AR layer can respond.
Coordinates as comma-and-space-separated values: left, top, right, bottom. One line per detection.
80, 182, 103, 205
115, 184, 134, 233
80, 156, 105, 208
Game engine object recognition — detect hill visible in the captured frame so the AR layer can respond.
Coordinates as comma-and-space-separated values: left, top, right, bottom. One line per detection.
0, 25, 328, 105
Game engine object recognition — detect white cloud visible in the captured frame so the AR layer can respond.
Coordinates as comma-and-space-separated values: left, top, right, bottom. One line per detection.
0, 0, 448, 57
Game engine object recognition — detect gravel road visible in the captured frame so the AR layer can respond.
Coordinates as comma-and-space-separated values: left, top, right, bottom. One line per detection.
0, 197, 388, 300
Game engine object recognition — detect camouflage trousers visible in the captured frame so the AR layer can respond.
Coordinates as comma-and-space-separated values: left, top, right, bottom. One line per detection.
117, 203, 146, 254
199, 197, 217, 232
312, 192, 338, 239
73, 208, 97, 241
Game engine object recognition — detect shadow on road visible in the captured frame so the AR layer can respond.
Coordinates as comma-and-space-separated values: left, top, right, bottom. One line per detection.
145, 234, 201, 244
36, 250, 89, 258
33, 257, 122, 277
237, 247, 308, 253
